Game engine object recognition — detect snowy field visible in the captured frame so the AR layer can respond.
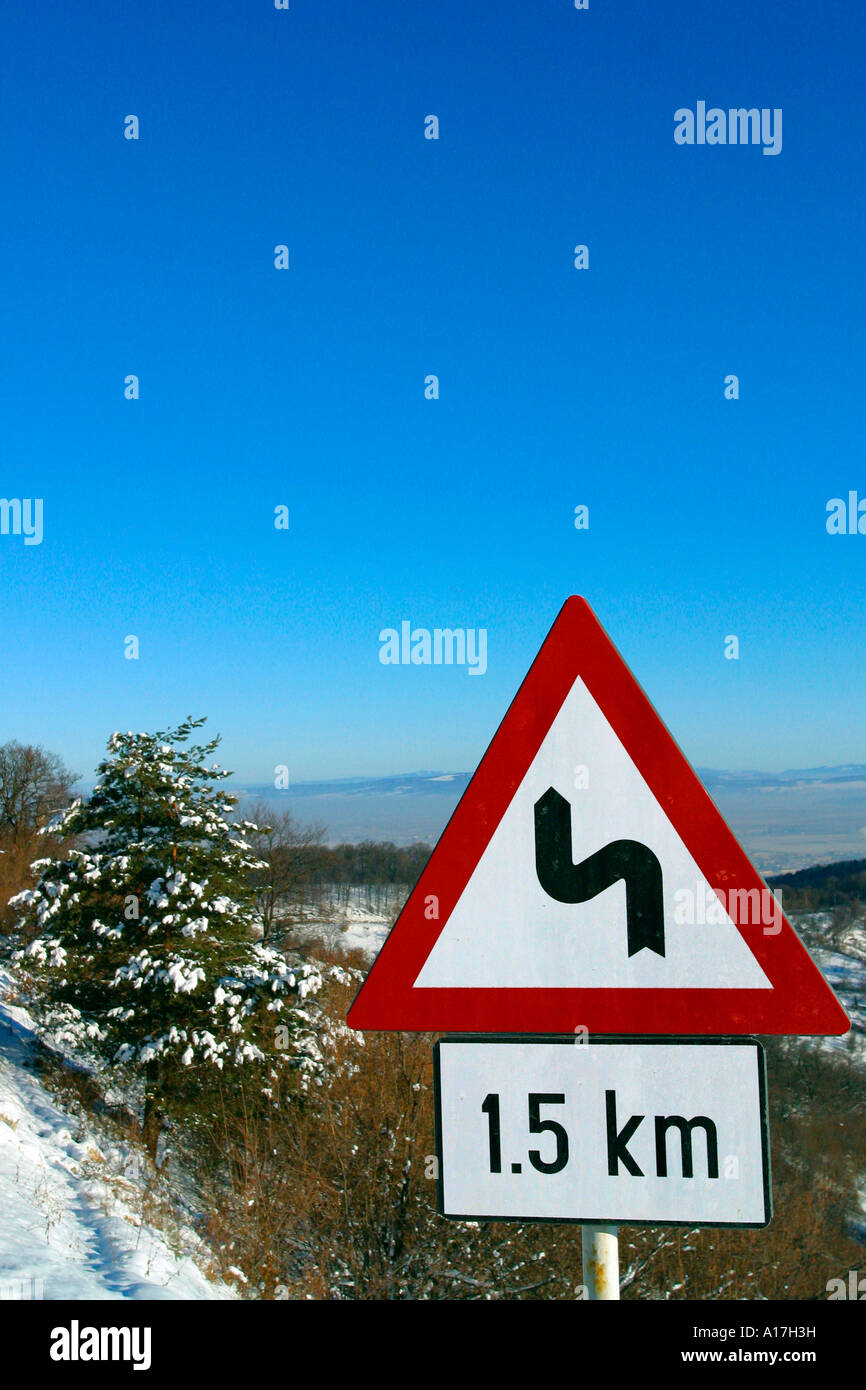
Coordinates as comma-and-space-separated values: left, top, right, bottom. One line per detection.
0, 970, 235, 1301
285, 894, 866, 1045
277, 885, 405, 959
790, 916, 866, 1064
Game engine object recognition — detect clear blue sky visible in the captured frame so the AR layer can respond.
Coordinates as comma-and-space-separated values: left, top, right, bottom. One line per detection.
1, 0, 864, 785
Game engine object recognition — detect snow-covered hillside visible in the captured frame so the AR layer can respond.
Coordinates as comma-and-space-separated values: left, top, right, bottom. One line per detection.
276, 884, 402, 958
0, 901, 861, 1301
0, 970, 235, 1301
791, 915, 866, 1064
291, 895, 866, 1060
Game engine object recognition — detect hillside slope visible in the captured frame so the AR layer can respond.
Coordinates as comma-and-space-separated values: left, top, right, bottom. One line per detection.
0, 971, 235, 1301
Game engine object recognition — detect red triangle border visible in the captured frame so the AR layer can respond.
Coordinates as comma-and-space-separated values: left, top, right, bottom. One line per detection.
347, 597, 850, 1036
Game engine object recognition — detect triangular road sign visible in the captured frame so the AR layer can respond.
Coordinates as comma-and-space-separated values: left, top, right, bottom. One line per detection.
348, 597, 850, 1035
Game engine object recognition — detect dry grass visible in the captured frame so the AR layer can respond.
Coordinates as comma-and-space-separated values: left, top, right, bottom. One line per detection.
5, 870, 863, 1301
0, 829, 70, 934
187, 970, 866, 1300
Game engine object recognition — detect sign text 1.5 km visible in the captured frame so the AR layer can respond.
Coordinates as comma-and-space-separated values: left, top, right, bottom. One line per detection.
435, 1037, 771, 1227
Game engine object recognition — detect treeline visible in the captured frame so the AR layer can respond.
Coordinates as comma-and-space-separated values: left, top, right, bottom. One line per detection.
768, 858, 866, 913
0, 750, 435, 946
0, 741, 78, 931
5, 737, 866, 917
257, 840, 432, 927
294, 840, 431, 887
239, 799, 432, 936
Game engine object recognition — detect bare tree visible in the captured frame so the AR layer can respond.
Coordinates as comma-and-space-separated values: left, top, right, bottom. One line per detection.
0, 741, 77, 845
243, 801, 326, 941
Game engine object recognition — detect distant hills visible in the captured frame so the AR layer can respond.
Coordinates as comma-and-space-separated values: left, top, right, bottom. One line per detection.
232, 766, 866, 874
767, 857, 866, 903
233, 772, 472, 848
697, 765, 866, 790
263, 771, 472, 800
237, 764, 866, 802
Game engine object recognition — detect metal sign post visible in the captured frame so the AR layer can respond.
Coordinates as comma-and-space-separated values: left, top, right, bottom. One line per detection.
581, 1223, 619, 1300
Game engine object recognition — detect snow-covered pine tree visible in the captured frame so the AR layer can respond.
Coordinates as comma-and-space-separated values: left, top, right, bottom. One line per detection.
9, 717, 323, 1155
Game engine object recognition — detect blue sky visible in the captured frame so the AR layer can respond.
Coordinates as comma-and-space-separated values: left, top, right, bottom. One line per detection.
1, 0, 864, 786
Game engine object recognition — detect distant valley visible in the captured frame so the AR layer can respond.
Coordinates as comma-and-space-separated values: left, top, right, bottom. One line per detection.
232, 765, 866, 876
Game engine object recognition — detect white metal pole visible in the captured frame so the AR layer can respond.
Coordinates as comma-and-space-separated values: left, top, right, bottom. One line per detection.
581, 1223, 619, 1299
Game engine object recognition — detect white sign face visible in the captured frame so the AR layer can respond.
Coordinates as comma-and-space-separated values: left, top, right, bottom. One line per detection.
416, 677, 770, 990
435, 1039, 770, 1226
348, 597, 849, 1037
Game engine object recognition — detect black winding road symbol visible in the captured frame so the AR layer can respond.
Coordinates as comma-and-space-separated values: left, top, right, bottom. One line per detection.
534, 787, 666, 958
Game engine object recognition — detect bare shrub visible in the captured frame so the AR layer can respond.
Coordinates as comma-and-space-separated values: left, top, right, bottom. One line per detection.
188, 980, 866, 1300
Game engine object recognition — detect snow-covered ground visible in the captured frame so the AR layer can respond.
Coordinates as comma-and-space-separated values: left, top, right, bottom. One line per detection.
798, 925, 866, 1239
278, 885, 403, 959
0, 971, 235, 1301
789, 915, 866, 1064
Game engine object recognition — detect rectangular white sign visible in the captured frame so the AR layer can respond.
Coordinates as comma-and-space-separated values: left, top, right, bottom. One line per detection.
435, 1038, 771, 1226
